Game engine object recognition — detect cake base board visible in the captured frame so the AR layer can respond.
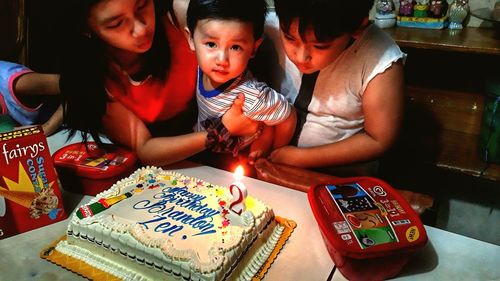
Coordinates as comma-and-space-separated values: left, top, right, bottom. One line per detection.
41, 216, 297, 281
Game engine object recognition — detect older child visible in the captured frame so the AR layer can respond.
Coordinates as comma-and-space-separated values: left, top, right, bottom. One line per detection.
185, 0, 296, 161
267, 0, 406, 176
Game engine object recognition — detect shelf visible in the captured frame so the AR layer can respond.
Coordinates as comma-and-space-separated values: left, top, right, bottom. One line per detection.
399, 86, 500, 182
383, 27, 500, 55
436, 130, 500, 181
379, 27, 500, 181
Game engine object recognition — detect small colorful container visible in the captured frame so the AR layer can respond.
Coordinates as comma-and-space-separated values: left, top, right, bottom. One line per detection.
308, 177, 428, 281
53, 142, 138, 196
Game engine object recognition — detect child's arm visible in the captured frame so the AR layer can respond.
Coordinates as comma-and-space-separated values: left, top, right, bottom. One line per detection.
248, 125, 274, 164
272, 107, 296, 148
269, 62, 404, 168
15, 73, 60, 96
248, 107, 296, 164
42, 104, 63, 136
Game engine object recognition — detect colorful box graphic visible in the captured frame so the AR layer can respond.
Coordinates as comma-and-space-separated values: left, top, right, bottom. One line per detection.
0, 126, 67, 240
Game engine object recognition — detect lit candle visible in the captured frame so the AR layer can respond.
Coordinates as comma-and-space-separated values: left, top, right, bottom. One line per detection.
228, 165, 247, 215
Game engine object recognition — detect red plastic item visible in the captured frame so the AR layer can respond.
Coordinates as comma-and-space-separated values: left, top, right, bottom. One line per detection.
53, 142, 138, 195
308, 177, 428, 281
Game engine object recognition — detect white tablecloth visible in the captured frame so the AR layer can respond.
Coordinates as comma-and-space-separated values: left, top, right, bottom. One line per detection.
0, 130, 498, 281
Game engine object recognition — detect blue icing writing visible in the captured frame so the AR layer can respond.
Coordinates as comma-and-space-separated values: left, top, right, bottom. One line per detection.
134, 186, 220, 237
138, 215, 184, 236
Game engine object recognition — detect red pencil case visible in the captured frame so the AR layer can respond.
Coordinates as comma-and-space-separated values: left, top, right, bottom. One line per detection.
53, 142, 138, 196
308, 177, 428, 281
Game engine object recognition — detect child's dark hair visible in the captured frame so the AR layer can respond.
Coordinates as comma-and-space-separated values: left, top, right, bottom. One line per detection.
187, 0, 268, 40
58, 0, 171, 145
274, 0, 374, 42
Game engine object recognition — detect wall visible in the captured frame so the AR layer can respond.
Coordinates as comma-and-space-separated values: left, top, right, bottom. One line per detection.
267, 0, 498, 28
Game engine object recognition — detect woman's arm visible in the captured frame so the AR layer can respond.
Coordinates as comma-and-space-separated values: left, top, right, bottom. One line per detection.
103, 94, 259, 166
102, 100, 207, 166
269, 61, 404, 168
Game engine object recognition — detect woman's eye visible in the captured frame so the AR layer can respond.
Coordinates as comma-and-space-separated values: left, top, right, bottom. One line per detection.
137, 0, 149, 10
283, 33, 295, 41
107, 20, 123, 29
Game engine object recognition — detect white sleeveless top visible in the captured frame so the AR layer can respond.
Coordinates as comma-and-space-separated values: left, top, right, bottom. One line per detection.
297, 24, 406, 147
259, 13, 406, 148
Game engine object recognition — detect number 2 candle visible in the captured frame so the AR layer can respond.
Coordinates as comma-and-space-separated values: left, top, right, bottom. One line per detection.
228, 165, 247, 215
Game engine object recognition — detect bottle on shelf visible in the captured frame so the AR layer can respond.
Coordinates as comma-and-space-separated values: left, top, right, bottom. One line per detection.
448, 0, 470, 29
375, 0, 397, 28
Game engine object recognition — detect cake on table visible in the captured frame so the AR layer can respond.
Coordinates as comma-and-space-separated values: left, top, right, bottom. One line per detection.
44, 166, 294, 281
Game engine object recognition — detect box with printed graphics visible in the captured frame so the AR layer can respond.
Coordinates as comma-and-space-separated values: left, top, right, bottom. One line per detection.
0, 126, 66, 239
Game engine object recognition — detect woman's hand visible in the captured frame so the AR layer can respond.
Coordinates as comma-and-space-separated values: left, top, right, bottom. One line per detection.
222, 94, 260, 136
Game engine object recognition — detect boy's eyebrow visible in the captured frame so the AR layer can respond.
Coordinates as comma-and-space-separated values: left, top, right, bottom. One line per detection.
230, 36, 251, 43
201, 33, 251, 43
282, 29, 332, 44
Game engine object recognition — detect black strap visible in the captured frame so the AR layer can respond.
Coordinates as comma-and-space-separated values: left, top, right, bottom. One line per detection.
291, 71, 319, 145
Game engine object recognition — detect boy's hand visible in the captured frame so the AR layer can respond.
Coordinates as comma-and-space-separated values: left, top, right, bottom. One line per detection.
248, 150, 264, 166
268, 145, 304, 167
222, 94, 259, 136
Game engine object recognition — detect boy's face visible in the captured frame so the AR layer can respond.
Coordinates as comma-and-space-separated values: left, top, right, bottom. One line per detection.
187, 19, 262, 89
279, 18, 352, 74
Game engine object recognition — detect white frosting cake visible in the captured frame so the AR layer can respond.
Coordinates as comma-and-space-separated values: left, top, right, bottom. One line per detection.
56, 167, 284, 280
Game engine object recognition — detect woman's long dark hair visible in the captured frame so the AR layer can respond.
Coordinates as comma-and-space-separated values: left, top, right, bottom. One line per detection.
59, 0, 171, 145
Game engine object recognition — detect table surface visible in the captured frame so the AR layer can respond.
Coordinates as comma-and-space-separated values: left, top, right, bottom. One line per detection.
0, 130, 499, 281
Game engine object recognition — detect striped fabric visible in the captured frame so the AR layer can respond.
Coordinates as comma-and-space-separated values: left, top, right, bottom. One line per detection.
195, 69, 292, 149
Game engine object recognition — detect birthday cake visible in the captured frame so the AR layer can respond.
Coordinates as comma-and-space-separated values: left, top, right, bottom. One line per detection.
53, 167, 286, 280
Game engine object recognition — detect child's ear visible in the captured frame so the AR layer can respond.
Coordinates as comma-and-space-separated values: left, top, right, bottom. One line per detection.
251, 38, 264, 58
184, 27, 196, 51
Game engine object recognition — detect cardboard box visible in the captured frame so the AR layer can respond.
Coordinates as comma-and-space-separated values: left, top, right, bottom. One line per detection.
0, 126, 67, 240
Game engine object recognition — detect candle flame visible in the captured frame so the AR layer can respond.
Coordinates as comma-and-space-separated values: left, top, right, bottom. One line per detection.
234, 165, 244, 181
